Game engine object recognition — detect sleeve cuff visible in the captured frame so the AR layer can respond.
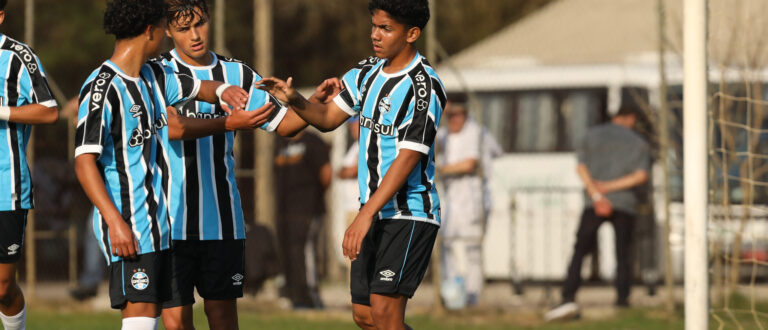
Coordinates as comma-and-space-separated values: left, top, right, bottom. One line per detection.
190, 79, 202, 100
75, 145, 103, 158
333, 94, 358, 117
399, 141, 430, 155
263, 106, 288, 132
39, 100, 58, 108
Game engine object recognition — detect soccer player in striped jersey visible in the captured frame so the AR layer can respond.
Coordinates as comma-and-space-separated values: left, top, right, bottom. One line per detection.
0, 1, 59, 329
157, 2, 311, 329
74, 1, 273, 329
259, 0, 444, 328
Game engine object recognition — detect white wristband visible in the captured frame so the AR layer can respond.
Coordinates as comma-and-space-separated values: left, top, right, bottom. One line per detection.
215, 83, 232, 99
0, 106, 10, 121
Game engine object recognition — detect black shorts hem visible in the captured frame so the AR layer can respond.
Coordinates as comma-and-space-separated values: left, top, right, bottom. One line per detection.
0, 254, 22, 263
110, 296, 159, 310
161, 295, 195, 309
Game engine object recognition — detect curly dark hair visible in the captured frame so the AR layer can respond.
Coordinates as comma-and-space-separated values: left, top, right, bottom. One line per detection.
369, 0, 429, 30
167, 0, 209, 26
103, 0, 168, 40
0, 0, 7, 11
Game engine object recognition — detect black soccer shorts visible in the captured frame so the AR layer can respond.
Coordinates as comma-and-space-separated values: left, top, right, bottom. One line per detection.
108, 250, 172, 309
350, 218, 439, 306
0, 210, 27, 263
163, 239, 246, 308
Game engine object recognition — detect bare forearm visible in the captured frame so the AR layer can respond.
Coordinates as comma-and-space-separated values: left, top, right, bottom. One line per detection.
168, 114, 228, 140
196, 80, 223, 103
440, 158, 477, 176
275, 109, 309, 137
577, 164, 600, 198
74, 155, 122, 227
600, 170, 649, 193
7, 104, 58, 124
285, 94, 342, 131
359, 150, 422, 218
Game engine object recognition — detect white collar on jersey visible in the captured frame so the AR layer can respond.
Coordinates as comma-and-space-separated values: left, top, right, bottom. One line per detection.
104, 60, 141, 82
170, 49, 219, 69
378, 51, 422, 78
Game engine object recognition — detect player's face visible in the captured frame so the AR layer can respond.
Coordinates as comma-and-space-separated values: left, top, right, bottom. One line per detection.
147, 19, 168, 58
167, 8, 210, 63
370, 10, 414, 60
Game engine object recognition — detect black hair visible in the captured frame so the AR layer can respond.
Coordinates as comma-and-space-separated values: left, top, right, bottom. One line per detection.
368, 0, 430, 30
167, 0, 210, 26
103, 0, 168, 40
0, 0, 7, 11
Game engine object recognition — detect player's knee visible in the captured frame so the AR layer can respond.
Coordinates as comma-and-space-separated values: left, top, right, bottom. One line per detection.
370, 303, 396, 325
0, 278, 16, 303
161, 316, 192, 330
352, 309, 375, 328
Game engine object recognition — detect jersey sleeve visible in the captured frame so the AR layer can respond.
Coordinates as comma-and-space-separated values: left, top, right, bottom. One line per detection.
144, 63, 201, 106
332, 57, 379, 116
398, 70, 444, 155
14, 49, 57, 108
74, 80, 113, 158
245, 85, 287, 132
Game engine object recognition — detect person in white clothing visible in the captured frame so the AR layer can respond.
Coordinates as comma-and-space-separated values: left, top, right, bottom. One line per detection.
437, 100, 497, 308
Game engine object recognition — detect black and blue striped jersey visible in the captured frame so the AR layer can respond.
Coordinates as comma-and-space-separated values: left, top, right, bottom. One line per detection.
75, 60, 200, 264
333, 53, 446, 226
155, 50, 286, 241
0, 34, 57, 211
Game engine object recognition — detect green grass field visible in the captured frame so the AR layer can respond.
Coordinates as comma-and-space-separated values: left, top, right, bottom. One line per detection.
23, 307, 686, 330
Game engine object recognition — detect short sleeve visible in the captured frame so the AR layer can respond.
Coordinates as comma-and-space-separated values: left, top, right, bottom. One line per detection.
144, 63, 201, 106
14, 49, 57, 108
74, 79, 114, 158
398, 69, 444, 155
333, 68, 364, 116
246, 85, 287, 132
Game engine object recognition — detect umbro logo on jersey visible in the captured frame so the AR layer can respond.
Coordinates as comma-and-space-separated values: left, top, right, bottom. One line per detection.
232, 273, 243, 286
359, 115, 395, 136
379, 270, 396, 282
7, 244, 19, 255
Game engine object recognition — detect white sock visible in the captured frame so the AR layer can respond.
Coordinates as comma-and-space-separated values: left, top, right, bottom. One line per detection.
121, 316, 157, 330
0, 306, 26, 330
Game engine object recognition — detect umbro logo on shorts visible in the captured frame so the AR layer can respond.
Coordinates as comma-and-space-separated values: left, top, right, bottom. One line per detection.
379, 270, 396, 282
7, 244, 19, 255
232, 273, 243, 286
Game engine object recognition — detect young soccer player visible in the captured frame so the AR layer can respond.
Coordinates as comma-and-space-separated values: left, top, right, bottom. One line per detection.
259, 0, 445, 328
156, 1, 312, 329
74, 1, 273, 329
0, 1, 59, 329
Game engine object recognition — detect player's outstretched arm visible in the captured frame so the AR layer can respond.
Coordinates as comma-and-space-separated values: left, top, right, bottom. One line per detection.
167, 103, 275, 140
257, 76, 349, 132
1, 104, 58, 124
342, 149, 423, 260
74, 153, 138, 259
196, 80, 249, 110
272, 78, 343, 137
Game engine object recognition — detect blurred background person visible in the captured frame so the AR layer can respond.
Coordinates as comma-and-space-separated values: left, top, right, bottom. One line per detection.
273, 130, 331, 309
437, 98, 499, 309
545, 105, 650, 321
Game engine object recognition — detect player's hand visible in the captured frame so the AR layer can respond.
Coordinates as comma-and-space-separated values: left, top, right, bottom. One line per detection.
224, 103, 275, 131
219, 85, 249, 111
343, 214, 373, 261
594, 198, 613, 217
309, 78, 343, 104
108, 218, 139, 259
256, 77, 297, 104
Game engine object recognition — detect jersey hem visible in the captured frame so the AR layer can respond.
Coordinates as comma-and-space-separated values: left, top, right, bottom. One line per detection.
382, 215, 440, 227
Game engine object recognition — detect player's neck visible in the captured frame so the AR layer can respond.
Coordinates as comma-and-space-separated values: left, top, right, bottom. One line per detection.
175, 48, 213, 67
383, 46, 417, 74
111, 39, 149, 78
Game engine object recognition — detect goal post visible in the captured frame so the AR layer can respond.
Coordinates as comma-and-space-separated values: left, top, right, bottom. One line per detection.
683, 0, 709, 329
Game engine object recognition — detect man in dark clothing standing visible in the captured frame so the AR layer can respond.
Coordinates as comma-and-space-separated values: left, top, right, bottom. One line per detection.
274, 130, 332, 309
545, 105, 651, 321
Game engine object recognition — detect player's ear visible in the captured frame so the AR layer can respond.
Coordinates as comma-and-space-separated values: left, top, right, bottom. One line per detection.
145, 25, 154, 40
0, 11, 6, 26
406, 26, 421, 44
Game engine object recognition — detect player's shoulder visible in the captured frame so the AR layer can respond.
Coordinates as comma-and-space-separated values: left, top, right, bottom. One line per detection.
216, 53, 261, 76
0, 35, 37, 57
148, 52, 174, 65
